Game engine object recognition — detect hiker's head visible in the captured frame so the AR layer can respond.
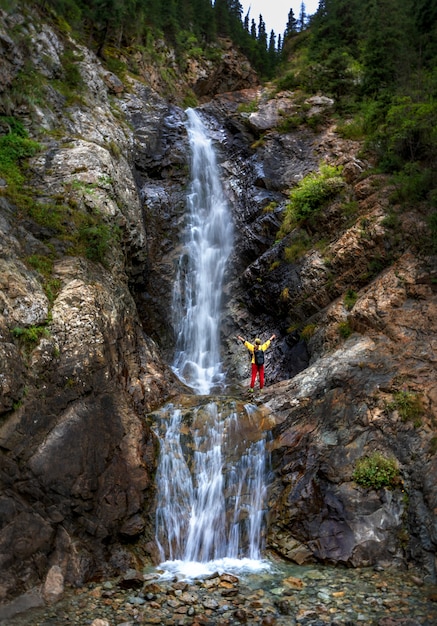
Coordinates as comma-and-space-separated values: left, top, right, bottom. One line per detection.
255, 338, 261, 345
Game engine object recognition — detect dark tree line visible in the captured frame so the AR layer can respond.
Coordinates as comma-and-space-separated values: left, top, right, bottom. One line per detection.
41, 0, 305, 78
307, 0, 437, 97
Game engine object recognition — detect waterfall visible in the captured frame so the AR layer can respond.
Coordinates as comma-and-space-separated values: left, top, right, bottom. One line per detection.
154, 401, 269, 573
171, 108, 233, 395
154, 109, 269, 578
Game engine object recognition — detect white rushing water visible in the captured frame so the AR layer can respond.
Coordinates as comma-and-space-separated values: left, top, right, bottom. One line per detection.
171, 108, 233, 395
154, 109, 270, 580
154, 401, 269, 577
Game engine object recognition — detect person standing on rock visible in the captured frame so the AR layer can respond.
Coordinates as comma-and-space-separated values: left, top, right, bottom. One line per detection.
237, 334, 276, 394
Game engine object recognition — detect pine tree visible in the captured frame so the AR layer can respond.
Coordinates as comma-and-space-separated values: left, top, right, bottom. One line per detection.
250, 18, 257, 39
284, 8, 298, 39
257, 14, 267, 48
299, 2, 306, 31
362, 0, 416, 94
268, 29, 276, 56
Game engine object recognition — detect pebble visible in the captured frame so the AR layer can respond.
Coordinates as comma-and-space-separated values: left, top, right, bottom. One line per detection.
2, 564, 437, 626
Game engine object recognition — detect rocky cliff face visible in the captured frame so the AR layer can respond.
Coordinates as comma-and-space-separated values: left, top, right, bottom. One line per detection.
0, 2, 436, 610
0, 5, 189, 603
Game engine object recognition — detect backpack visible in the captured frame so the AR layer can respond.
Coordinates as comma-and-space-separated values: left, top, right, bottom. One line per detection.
253, 348, 264, 366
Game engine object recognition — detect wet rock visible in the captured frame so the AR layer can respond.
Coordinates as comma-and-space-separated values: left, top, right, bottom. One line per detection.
42, 565, 64, 604
233, 608, 248, 621
118, 570, 144, 590
275, 599, 293, 615
283, 576, 304, 590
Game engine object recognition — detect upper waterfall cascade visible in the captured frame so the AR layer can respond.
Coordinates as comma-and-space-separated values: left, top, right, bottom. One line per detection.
171, 108, 233, 395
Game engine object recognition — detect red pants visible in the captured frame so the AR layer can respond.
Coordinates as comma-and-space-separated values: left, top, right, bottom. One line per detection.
251, 363, 265, 389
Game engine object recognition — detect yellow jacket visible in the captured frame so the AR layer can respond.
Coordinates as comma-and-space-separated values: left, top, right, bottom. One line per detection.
244, 339, 271, 364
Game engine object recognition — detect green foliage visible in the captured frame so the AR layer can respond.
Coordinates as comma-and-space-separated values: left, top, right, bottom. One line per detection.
382, 210, 400, 231
26, 254, 54, 278
384, 98, 437, 164
300, 323, 316, 341
237, 100, 259, 114
26, 255, 62, 305
104, 55, 127, 79
182, 92, 198, 109
279, 164, 344, 236
263, 201, 278, 213
0, 0, 18, 12
0, 117, 40, 186
61, 49, 84, 89
387, 390, 424, 424
277, 114, 302, 133
338, 320, 352, 339
275, 71, 299, 91
340, 200, 359, 221
283, 232, 311, 262
78, 221, 113, 263
353, 452, 399, 490
1, 62, 45, 113
391, 164, 434, 205
44, 278, 62, 306
18, 193, 116, 266
343, 288, 357, 311
11, 324, 49, 346
28, 201, 66, 230
336, 116, 365, 141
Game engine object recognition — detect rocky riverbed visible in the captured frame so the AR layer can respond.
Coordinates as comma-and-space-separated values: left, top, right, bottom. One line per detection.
2, 561, 437, 626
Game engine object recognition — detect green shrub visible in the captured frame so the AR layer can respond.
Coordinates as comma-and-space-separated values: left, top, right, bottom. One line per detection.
382, 210, 400, 230
182, 91, 198, 109
28, 201, 66, 230
277, 115, 302, 132
279, 164, 344, 236
61, 49, 84, 89
269, 260, 281, 271
343, 288, 358, 311
237, 100, 259, 114
283, 232, 311, 262
336, 116, 365, 140
385, 97, 437, 166
105, 56, 127, 79
387, 390, 424, 424
44, 278, 62, 305
353, 452, 399, 490
338, 320, 352, 338
79, 221, 114, 263
263, 201, 278, 213
340, 200, 359, 219
275, 71, 299, 91
11, 325, 49, 346
0, 117, 40, 186
390, 162, 434, 204
26, 254, 54, 277
300, 324, 316, 341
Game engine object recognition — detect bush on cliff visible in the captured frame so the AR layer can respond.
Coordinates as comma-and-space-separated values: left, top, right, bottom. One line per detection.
278, 164, 344, 237
353, 452, 399, 490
